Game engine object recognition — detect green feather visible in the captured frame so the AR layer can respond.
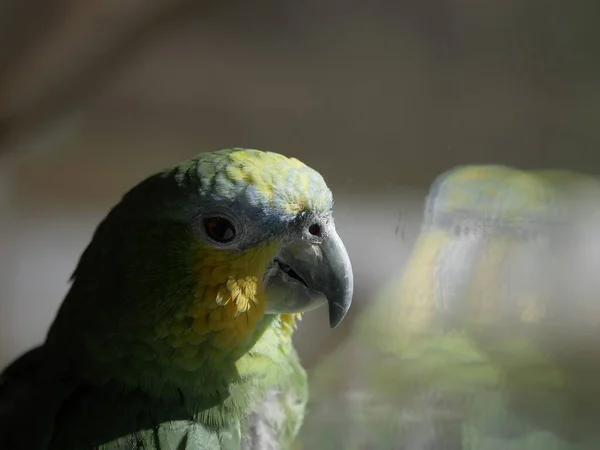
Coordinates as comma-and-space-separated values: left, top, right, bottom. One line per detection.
0, 148, 337, 449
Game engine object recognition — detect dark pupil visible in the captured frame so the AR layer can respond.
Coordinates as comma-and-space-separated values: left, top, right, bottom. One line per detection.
204, 217, 235, 243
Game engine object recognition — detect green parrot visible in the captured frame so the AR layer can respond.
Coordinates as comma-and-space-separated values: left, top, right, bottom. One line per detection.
302, 165, 600, 450
0, 148, 354, 450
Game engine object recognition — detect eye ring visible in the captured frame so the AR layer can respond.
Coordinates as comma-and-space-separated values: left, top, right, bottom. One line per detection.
193, 207, 245, 249
203, 216, 236, 244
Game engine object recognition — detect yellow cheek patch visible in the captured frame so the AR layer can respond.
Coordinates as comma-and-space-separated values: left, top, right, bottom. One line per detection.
167, 241, 281, 357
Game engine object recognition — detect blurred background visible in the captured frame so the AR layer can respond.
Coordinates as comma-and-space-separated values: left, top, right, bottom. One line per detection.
2, 1, 600, 448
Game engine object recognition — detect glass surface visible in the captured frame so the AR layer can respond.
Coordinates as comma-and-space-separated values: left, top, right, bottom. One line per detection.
2, 2, 600, 448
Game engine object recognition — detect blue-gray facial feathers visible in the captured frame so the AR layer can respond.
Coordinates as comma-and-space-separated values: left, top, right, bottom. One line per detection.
116, 148, 335, 251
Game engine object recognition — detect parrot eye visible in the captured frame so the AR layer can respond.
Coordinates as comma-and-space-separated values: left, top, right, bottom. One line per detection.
203, 217, 236, 243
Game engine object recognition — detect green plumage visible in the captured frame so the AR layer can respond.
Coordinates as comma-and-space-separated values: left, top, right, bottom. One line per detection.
21, 318, 306, 450
0, 148, 354, 450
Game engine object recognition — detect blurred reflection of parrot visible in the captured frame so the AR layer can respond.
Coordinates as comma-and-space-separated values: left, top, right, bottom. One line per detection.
0, 148, 354, 450
302, 165, 600, 450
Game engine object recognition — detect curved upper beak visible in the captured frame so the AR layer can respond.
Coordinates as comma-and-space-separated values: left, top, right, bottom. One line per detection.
277, 227, 354, 328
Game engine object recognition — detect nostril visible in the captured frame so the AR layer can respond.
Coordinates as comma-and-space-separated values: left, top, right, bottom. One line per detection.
308, 223, 322, 236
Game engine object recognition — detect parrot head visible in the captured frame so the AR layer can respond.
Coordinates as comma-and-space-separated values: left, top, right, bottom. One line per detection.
182, 148, 355, 329
49, 148, 353, 391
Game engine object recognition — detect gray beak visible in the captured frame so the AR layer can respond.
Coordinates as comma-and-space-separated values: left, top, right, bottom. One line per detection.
319, 230, 354, 327
276, 227, 354, 328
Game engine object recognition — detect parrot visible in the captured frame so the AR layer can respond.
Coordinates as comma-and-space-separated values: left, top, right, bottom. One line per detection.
301, 164, 600, 450
0, 148, 354, 450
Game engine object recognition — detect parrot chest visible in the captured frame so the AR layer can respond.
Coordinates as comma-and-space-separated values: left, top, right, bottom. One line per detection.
45, 356, 307, 450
